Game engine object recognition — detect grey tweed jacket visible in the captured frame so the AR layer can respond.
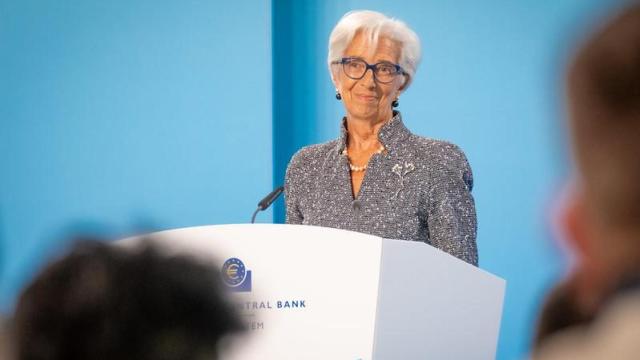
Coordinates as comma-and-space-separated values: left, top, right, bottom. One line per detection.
284, 112, 478, 266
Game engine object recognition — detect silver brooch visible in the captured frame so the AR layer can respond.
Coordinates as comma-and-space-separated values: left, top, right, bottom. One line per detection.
392, 162, 415, 198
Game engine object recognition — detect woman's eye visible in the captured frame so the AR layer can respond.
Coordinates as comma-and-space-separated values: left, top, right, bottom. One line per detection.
378, 65, 395, 74
348, 62, 364, 70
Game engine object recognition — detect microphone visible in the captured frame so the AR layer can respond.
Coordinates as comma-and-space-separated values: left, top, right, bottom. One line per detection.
251, 186, 284, 223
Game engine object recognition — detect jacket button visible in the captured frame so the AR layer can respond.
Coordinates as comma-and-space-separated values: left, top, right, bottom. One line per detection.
352, 200, 362, 211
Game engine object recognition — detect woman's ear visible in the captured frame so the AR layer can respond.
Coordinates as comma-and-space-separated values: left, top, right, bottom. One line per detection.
398, 74, 410, 92
330, 65, 341, 89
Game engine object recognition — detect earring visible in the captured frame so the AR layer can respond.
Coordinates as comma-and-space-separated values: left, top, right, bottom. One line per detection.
392, 98, 399, 108
335, 90, 342, 100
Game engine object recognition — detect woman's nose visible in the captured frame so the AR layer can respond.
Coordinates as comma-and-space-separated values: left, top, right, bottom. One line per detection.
359, 68, 376, 87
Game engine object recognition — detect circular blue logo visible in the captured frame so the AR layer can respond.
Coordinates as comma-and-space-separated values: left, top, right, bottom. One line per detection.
222, 258, 246, 287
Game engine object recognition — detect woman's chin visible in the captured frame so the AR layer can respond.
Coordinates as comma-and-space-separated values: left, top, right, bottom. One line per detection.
347, 106, 383, 121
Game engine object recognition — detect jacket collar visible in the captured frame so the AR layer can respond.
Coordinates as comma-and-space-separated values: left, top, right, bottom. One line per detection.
336, 111, 410, 155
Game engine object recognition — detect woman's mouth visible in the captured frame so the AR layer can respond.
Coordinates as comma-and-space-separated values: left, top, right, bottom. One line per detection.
356, 94, 378, 102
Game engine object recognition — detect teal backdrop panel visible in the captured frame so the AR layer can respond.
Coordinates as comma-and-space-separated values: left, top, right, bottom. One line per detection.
0, 0, 272, 311
271, 1, 623, 359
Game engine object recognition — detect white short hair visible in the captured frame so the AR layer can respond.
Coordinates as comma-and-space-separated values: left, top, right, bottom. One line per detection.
328, 10, 422, 90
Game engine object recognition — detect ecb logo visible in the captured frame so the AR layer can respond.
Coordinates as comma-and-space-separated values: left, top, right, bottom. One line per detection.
221, 257, 252, 292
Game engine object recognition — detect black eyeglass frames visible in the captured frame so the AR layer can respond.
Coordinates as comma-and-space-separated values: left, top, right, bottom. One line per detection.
332, 57, 405, 83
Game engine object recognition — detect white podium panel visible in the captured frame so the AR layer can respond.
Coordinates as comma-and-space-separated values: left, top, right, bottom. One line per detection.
120, 224, 505, 360
373, 239, 504, 359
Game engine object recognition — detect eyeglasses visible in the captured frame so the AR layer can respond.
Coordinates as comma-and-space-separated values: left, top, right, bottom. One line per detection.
332, 57, 405, 84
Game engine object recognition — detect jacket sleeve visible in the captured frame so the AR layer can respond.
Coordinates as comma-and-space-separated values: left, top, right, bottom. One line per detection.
426, 143, 478, 266
284, 149, 305, 224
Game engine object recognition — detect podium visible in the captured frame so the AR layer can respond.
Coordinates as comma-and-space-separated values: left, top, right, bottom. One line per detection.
121, 224, 505, 360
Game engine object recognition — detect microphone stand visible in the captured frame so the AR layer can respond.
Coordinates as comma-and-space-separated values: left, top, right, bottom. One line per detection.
251, 186, 284, 223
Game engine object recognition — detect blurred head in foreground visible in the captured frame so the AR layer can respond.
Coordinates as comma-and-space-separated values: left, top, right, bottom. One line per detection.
563, 1, 640, 313
12, 240, 243, 360
534, 2, 640, 356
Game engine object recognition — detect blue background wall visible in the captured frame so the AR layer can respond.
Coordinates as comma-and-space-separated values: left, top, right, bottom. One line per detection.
0, 0, 272, 310
0, 1, 626, 359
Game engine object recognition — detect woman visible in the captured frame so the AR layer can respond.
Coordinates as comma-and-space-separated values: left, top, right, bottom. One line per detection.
284, 10, 478, 266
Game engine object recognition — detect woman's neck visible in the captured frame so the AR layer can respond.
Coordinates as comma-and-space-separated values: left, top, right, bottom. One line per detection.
346, 113, 391, 150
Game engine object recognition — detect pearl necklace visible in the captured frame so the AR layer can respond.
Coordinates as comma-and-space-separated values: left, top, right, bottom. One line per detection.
342, 145, 385, 172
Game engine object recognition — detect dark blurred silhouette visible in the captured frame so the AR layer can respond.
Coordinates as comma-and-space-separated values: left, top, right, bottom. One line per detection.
532, 279, 593, 348
533, 3, 640, 359
10, 239, 243, 360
